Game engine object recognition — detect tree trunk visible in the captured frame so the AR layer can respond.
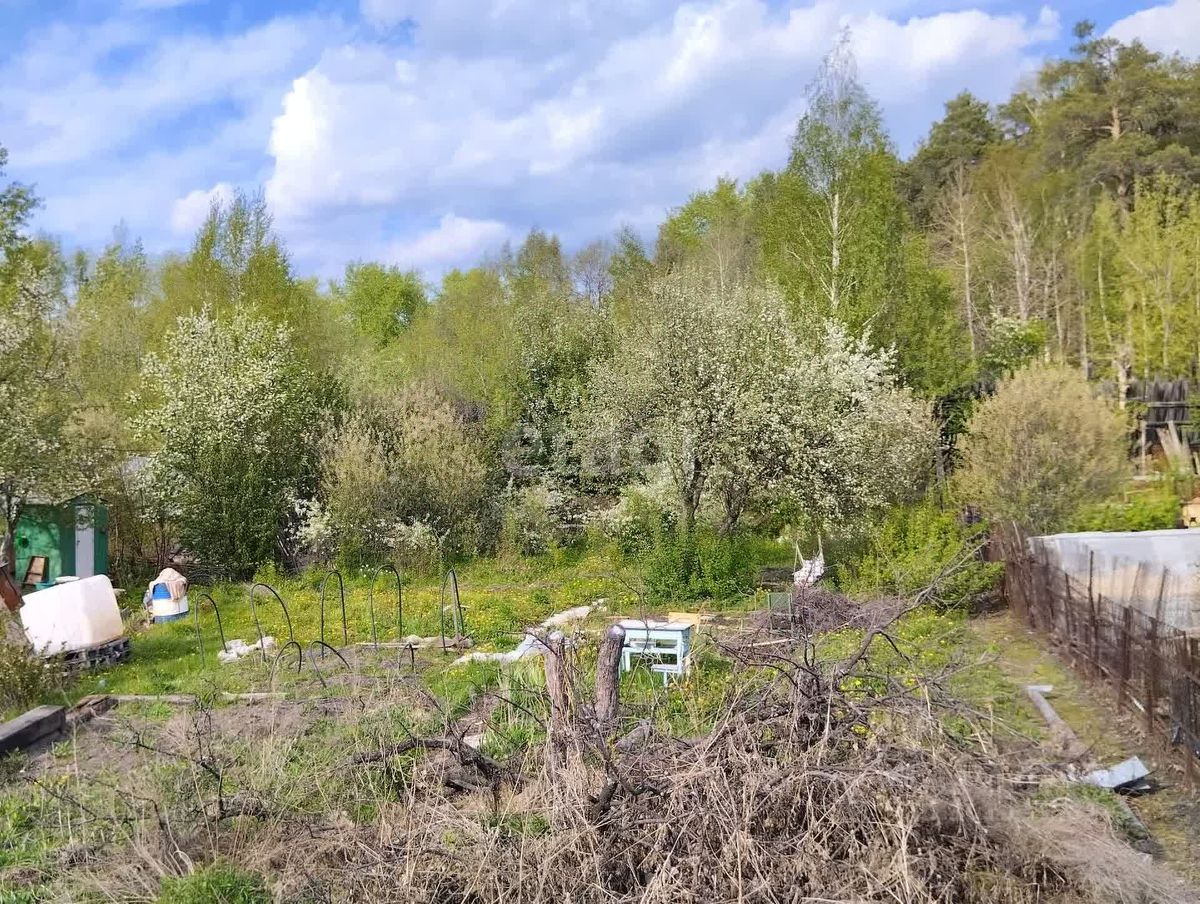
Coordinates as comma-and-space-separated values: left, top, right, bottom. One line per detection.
594, 625, 625, 733
681, 454, 706, 535
720, 479, 747, 536
829, 189, 841, 314
1, 493, 23, 580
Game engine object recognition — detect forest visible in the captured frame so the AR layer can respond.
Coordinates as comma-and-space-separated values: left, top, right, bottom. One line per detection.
2, 22, 1199, 592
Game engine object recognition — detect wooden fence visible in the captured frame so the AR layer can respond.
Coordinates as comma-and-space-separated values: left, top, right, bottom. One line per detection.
999, 533, 1199, 784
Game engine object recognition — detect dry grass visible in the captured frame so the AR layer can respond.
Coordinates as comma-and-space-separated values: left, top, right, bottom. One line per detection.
6, 611, 1196, 904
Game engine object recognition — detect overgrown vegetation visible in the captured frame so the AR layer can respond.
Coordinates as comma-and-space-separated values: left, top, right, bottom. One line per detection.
956, 365, 1130, 534
2, 21, 1200, 900
6, 24, 1197, 585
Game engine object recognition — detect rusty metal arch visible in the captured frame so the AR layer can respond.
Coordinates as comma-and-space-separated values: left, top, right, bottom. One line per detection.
193, 591, 228, 664
439, 568, 465, 653
368, 563, 403, 649
318, 569, 348, 656
250, 582, 296, 665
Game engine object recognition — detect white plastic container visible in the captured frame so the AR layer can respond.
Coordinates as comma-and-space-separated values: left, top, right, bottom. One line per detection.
150, 593, 189, 622
19, 574, 124, 655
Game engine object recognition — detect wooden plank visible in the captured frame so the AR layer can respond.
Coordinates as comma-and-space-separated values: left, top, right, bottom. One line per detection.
0, 705, 66, 755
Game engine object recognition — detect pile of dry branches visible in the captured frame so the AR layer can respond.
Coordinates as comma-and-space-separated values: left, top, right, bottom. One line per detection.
255, 613, 1190, 904
39, 600, 1192, 903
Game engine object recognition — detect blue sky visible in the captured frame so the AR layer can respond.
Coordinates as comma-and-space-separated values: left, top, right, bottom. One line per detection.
2, 0, 1198, 279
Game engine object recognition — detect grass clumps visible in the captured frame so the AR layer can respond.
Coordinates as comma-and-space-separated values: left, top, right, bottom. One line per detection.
158, 865, 268, 904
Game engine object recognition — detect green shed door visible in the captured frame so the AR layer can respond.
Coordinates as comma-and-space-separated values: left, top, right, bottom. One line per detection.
14, 505, 73, 585
91, 503, 109, 576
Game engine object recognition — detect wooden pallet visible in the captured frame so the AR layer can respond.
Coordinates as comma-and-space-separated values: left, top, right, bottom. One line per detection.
60, 636, 131, 672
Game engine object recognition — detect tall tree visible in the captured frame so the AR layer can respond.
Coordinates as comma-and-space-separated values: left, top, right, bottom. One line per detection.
0, 148, 91, 570
904, 92, 999, 226
154, 191, 330, 360
332, 262, 426, 348
1034, 21, 1200, 207
758, 38, 969, 394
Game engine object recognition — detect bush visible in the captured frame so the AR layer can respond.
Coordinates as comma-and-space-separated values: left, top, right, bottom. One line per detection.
158, 865, 268, 904
1067, 484, 1180, 532
499, 482, 573, 557
639, 525, 756, 603
315, 382, 492, 566
838, 501, 1000, 608
955, 364, 1128, 534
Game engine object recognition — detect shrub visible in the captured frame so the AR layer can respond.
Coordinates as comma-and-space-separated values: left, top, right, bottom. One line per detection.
955, 364, 1128, 534
158, 865, 268, 904
1067, 484, 1180, 532
838, 501, 1000, 608
639, 525, 755, 603
499, 482, 573, 557
0, 628, 57, 717
590, 492, 672, 558
316, 382, 491, 566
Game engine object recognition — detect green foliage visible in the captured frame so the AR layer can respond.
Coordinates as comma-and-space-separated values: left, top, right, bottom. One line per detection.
979, 314, 1046, 379
838, 501, 1000, 607
0, 633, 58, 717
1067, 484, 1180, 532
134, 308, 326, 577
158, 865, 269, 904
1082, 176, 1200, 379
313, 381, 491, 565
499, 482, 573, 557
754, 40, 970, 396
638, 524, 755, 603
956, 364, 1129, 534
903, 91, 999, 225
333, 262, 426, 347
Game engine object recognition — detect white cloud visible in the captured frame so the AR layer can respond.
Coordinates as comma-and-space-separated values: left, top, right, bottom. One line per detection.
266, 0, 1060, 274
1108, 0, 1200, 57
2, 12, 343, 168
170, 182, 235, 235
8, 0, 1072, 278
386, 213, 512, 271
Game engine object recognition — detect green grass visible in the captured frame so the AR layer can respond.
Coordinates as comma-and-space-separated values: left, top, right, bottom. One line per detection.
68, 546, 636, 699
158, 865, 268, 904
64, 537, 796, 700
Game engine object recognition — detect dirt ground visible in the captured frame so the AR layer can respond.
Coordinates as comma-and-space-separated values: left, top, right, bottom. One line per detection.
970, 612, 1200, 885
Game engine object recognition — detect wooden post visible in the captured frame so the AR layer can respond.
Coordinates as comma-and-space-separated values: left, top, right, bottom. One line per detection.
543, 631, 571, 770
1179, 636, 1197, 790
1146, 617, 1159, 736
594, 625, 625, 733
1119, 606, 1133, 711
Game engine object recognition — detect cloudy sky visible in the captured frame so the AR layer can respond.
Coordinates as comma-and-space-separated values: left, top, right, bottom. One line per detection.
2, 0, 1198, 279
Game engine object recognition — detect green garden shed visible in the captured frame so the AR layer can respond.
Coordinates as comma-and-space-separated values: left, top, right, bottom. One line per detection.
13, 496, 109, 589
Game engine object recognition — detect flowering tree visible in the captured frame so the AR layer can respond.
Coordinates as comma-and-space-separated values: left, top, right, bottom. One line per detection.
582, 271, 934, 535
134, 308, 322, 576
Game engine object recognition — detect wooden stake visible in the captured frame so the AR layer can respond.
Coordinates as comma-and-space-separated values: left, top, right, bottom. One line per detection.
543, 631, 571, 771
594, 625, 625, 733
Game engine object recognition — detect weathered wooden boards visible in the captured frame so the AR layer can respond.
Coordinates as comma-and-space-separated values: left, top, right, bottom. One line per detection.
0, 704, 66, 755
